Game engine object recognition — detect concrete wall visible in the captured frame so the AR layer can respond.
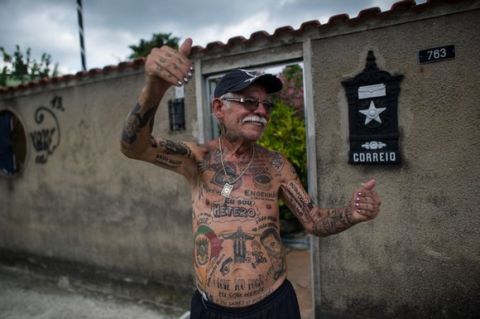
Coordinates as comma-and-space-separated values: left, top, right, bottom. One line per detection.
311, 8, 480, 319
1, 1, 479, 318
190, 2, 480, 317
0, 70, 197, 289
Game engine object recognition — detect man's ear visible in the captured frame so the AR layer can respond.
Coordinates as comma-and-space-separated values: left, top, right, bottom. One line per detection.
212, 98, 224, 119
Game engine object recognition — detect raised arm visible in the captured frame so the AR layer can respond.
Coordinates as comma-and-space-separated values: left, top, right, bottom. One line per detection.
120, 39, 198, 180
279, 159, 381, 237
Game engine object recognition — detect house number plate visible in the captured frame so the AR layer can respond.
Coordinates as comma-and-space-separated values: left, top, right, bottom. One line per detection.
419, 45, 455, 64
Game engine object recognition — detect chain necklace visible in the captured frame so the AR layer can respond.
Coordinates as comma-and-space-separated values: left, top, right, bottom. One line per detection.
218, 137, 255, 198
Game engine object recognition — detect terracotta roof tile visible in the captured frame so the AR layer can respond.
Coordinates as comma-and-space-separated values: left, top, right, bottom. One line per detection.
205, 41, 226, 51
60, 74, 74, 82
327, 13, 351, 25
191, 45, 204, 55
391, 0, 417, 11
102, 65, 117, 72
116, 61, 131, 69
87, 68, 103, 76
272, 26, 296, 38
49, 76, 61, 84
226, 36, 248, 47
358, 7, 382, 19
0, 0, 470, 95
247, 31, 271, 45
299, 20, 322, 32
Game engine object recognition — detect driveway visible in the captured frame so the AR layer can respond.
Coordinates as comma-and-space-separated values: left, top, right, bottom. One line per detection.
0, 265, 187, 319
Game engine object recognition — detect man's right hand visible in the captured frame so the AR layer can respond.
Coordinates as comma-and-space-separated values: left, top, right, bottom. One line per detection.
144, 38, 193, 87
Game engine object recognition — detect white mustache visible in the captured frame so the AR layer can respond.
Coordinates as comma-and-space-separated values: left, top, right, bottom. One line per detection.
242, 115, 267, 125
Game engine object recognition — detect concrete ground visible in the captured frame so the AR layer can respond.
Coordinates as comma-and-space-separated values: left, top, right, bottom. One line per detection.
286, 248, 313, 319
0, 264, 188, 319
0, 248, 312, 319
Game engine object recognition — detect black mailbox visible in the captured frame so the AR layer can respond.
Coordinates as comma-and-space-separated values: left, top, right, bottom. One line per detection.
342, 51, 403, 165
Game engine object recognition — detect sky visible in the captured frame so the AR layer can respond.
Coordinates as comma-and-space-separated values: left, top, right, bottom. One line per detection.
0, 0, 427, 75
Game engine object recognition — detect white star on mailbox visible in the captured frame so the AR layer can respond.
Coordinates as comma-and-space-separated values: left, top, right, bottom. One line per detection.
359, 101, 386, 125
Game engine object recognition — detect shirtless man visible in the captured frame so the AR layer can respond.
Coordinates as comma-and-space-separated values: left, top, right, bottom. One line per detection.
121, 38, 381, 319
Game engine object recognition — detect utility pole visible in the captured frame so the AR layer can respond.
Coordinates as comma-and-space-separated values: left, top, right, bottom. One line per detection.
76, 0, 87, 71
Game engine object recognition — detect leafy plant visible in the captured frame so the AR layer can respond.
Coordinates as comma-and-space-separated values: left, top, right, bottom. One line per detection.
258, 64, 307, 233
0, 45, 58, 86
259, 100, 307, 184
277, 64, 304, 118
259, 98, 307, 231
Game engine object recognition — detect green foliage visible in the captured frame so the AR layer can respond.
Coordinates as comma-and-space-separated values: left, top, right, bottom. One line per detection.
259, 99, 307, 226
128, 32, 180, 59
281, 64, 303, 87
0, 45, 58, 86
259, 100, 307, 183
258, 64, 307, 231
277, 64, 304, 117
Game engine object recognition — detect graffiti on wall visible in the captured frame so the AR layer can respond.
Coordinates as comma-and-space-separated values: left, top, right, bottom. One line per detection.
30, 95, 64, 164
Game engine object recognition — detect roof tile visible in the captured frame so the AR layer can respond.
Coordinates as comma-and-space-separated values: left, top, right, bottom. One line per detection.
299, 20, 321, 32
358, 7, 382, 19
391, 0, 416, 11
226, 36, 247, 49
327, 13, 350, 25
272, 26, 296, 38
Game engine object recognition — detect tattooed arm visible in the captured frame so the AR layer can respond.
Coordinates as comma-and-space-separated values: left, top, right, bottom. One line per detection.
278, 158, 381, 237
120, 38, 198, 179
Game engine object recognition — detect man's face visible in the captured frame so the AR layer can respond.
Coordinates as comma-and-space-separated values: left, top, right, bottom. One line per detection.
218, 85, 271, 142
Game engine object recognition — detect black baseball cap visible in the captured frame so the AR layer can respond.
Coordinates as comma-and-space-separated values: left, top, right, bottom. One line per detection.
213, 69, 283, 98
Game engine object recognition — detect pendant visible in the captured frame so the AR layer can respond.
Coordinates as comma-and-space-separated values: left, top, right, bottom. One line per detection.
221, 183, 234, 198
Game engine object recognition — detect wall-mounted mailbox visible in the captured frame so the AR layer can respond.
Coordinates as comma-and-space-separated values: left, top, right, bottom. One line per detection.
342, 51, 403, 165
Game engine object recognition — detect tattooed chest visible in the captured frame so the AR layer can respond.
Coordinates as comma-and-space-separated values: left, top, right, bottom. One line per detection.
193, 191, 279, 227
195, 158, 280, 203
192, 150, 283, 234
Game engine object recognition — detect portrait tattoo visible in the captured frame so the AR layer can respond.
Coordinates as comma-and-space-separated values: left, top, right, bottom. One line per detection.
160, 139, 192, 158
122, 103, 157, 144
260, 228, 285, 280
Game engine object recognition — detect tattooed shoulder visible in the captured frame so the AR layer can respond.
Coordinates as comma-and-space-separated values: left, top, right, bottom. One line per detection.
269, 151, 285, 171
195, 146, 218, 174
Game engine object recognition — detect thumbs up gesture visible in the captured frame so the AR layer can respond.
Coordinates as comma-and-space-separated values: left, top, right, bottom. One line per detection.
349, 179, 381, 223
144, 38, 193, 87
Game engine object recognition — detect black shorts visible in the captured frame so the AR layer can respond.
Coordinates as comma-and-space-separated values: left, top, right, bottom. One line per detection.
190, 279, 301, 319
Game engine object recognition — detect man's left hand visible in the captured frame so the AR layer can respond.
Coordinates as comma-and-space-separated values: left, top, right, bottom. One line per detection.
350, 179, 381, 223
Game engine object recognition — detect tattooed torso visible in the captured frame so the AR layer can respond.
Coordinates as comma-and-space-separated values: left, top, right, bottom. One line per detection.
120, 105, 355, 306
121, 78, 360, 307
190, 142, 288, 307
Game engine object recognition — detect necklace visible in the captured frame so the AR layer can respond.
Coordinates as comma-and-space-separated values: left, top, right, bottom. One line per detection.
218, 137, 255, 198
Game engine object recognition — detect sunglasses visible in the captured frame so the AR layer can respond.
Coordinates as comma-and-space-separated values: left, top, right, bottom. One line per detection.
221, 96, 275, 112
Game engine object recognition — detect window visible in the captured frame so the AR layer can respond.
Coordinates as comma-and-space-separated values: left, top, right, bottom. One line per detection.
0, 109, 27, 177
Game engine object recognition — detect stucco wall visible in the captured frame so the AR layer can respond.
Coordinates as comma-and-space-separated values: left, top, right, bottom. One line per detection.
311, 8, 480, 318
1, 1, 479, 317
0, 70, 197, 288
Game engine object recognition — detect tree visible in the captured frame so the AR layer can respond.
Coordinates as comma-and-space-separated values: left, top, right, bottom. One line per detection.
128, 32, 180, 59
0, 45, 58, 87
276, 64, 304, 118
